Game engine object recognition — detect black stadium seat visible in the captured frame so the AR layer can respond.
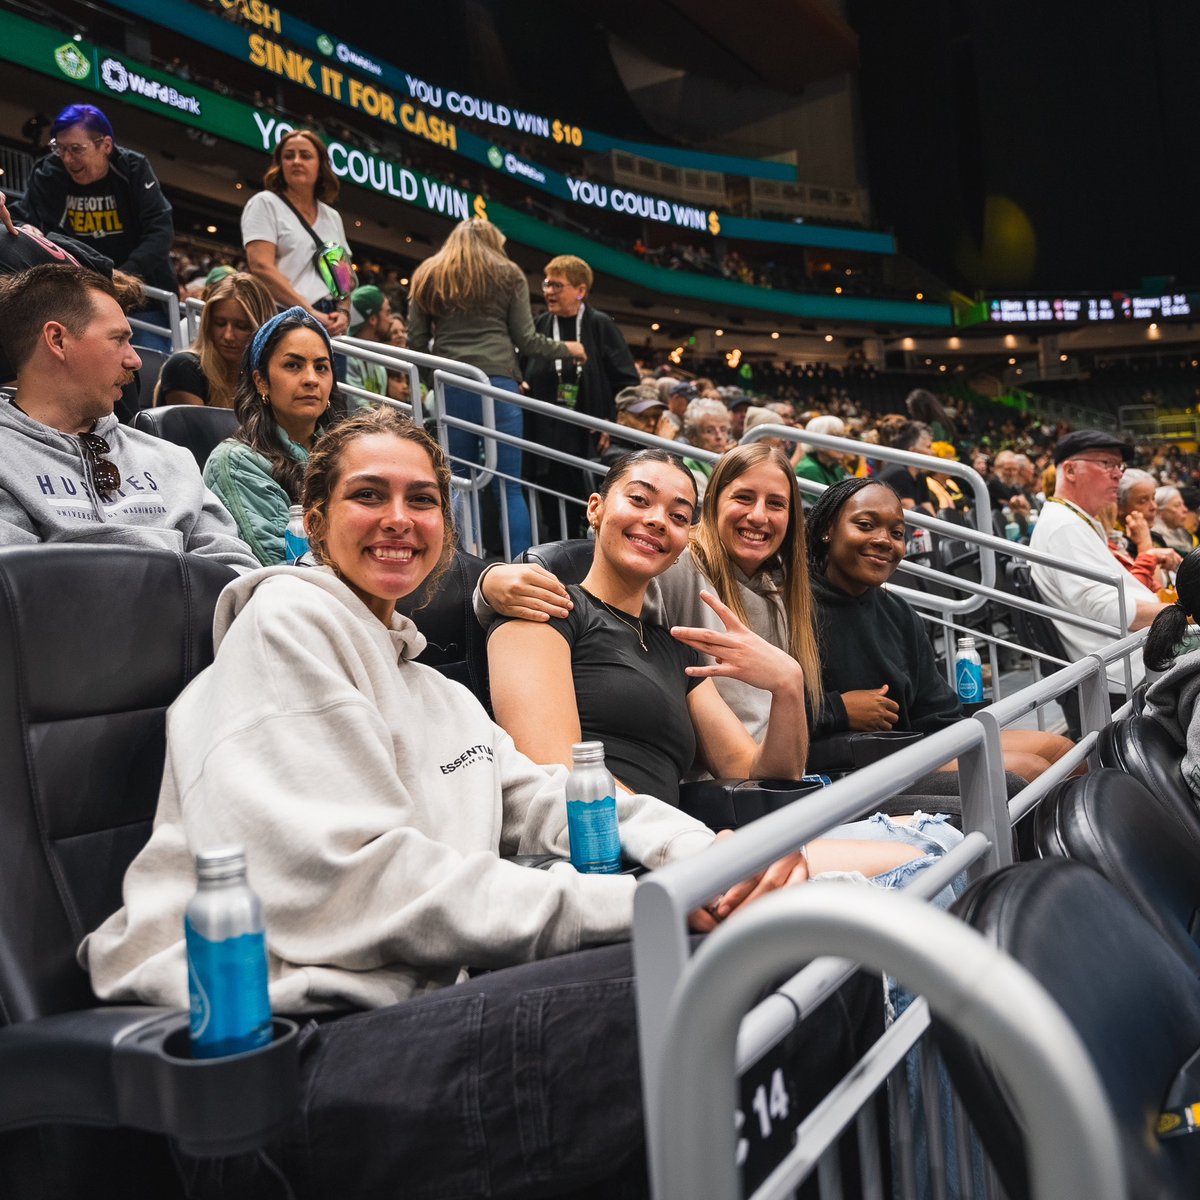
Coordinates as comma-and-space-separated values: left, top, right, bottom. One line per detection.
134, 404, 239, 472
936, 860, 1200, 1200
1032, 769, 1200, 971
0, 545, 298, 1198
518, 536, 594, 583
1095, 714, 1200, 841
130, 346, 171, 416
395, 547, 490, 706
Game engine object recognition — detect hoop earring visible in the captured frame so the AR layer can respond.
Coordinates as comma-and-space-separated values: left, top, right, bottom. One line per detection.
259, 392, 270, 406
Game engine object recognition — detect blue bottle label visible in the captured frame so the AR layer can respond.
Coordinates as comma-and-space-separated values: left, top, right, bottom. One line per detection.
185, 918, 272, 1058
801, 774, 833, 788
284, 529, 308, 565
956, 659, 984, 704
566, 795, 622, 874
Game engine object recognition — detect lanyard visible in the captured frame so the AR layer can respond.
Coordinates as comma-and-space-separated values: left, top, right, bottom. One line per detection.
552, 306, 584, 379
1046, 496, 1106, 542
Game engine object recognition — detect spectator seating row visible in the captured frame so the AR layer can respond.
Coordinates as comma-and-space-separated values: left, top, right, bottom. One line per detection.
3, 533, 1197, 1195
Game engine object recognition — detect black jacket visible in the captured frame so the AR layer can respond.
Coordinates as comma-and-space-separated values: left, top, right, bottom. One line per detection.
13, 146, 175, 291
811, 571, 962, 736
521, 304, 639, 456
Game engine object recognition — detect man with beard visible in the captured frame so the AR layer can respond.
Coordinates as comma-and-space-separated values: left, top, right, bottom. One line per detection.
522, 255, 639, 537
0, 263, 256, 568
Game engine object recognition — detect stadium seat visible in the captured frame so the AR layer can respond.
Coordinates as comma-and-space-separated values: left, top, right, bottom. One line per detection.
1095, 714, 1200, 840
518, 536, 594, 583
1001, 560, 1070, 664
395, 547, 490, 704
132, 346, 170, 411
133, 404, 239, 472
1031, 769, 1200, 970
936, 859, 1200, 1200
0, 545, 299, 1199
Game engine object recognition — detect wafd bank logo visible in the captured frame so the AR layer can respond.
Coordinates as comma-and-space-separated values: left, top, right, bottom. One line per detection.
54, 42, 91, 82
99, 58, 202, 116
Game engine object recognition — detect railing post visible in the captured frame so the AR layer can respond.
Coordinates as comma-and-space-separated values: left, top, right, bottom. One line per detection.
958, 709, 1012, 876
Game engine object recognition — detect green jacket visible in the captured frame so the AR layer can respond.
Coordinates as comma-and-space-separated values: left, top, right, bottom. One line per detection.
793, 455, 847, 488
203, 431, 309, 566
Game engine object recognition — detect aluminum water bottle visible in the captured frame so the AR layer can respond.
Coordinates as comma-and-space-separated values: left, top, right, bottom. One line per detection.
284, 504, 308, 565
185, 846, 273, 1059
954, 636, 985, 705
1002, 506, 1021, 541
565, 742, 622, 875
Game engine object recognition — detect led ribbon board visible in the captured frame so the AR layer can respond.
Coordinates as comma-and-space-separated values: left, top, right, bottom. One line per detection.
198, 0, 800, 181
9, 10, 947, 324
96, 0, 895, 253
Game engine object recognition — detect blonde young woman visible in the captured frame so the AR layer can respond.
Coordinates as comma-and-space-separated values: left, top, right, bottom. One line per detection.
407, 217, 586, 557
154, 272, 276, 408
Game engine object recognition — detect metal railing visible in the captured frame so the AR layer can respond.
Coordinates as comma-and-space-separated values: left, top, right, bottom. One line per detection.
426, 384, 1136, 708
635, 630, 1144, 1199
131, 284, 182, 350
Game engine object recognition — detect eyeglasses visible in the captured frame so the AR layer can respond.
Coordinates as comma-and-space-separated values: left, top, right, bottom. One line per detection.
542, 280, 570, 292
50, 137, 104, 159
79, 433, 122, 494
1071, 456, 1126, 475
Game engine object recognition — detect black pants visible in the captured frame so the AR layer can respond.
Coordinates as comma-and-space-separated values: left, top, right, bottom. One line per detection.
176, 941, 881, 1200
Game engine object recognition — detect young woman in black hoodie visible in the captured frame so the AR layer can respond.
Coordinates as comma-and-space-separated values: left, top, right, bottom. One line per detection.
806, 476, 1073, 780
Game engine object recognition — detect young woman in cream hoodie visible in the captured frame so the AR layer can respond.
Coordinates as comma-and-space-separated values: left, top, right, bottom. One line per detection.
82, 408, 872, 1197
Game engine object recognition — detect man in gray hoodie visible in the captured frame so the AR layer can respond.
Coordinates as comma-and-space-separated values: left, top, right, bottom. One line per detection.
0, 263, 257, 569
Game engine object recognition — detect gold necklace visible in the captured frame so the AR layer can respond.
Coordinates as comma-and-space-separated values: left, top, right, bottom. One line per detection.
580, 586, 649, 653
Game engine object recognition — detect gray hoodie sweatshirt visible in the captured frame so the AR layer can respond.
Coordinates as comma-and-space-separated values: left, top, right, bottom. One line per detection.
81, 566, 713, 1013
0, 394, 258, 570
1143, 645, 1200, 801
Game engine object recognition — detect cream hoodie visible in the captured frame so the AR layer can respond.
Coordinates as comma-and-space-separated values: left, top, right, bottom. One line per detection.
81, 566, 713, 1013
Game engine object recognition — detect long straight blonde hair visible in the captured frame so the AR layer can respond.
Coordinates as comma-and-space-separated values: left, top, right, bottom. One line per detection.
688, 443, 823, 713
191, 273, 276, 409
408, 218, 519, 317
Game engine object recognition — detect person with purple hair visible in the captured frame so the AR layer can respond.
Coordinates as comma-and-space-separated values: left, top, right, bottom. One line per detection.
12, 104, 175, 297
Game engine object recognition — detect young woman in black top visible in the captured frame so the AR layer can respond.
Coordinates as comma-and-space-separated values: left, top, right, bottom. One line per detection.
807, 476, 1074, 779
488, 449, 927, 890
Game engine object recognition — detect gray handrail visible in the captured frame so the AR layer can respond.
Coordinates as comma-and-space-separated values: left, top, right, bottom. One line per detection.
652, 886, 1124, 1200
743, 423, 996, 608
634, 626, 1145, 1189
133, 284, 183, 351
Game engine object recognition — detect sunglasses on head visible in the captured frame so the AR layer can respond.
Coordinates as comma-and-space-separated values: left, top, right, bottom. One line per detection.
79, 433, 121, 495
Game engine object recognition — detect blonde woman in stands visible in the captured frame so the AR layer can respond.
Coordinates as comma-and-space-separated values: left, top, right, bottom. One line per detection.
154, 272, 275, 408
407, 218, 586, 557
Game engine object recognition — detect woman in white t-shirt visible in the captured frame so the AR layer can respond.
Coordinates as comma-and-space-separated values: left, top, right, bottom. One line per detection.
242, 129, 352, 338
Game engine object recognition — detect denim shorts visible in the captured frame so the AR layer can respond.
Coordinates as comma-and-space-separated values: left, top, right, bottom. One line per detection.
822, 811, 964, 908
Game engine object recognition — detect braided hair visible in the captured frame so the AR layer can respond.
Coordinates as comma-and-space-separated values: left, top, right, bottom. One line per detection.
805, 476, 902, 573
1143, 547, 1200, 671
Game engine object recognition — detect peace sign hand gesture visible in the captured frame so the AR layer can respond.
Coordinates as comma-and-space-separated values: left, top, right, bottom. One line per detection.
671, 591, 804, 696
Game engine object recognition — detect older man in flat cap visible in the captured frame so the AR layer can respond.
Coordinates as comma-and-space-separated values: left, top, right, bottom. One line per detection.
1029, 430, 1163, 727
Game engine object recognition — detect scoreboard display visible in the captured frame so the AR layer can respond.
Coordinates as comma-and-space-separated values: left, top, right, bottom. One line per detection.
987, 293, 1192, 325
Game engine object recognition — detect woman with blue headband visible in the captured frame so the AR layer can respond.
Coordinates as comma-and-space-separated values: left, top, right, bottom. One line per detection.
204, 306, 347, 564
